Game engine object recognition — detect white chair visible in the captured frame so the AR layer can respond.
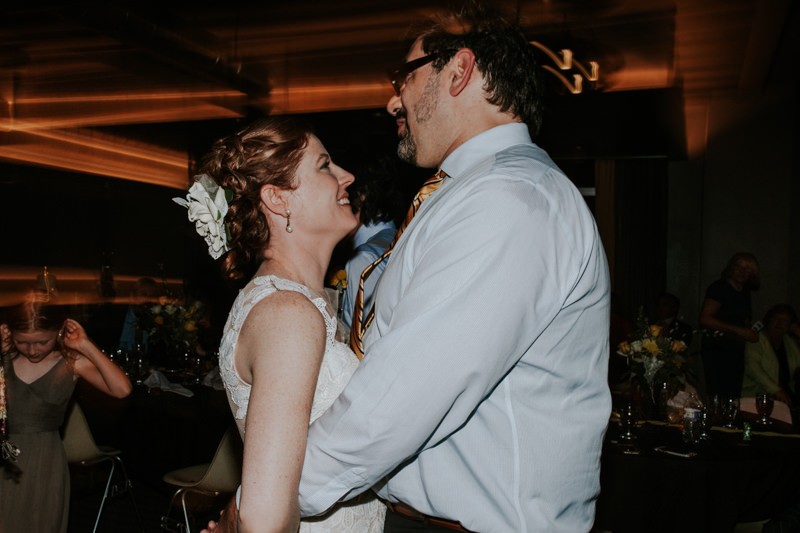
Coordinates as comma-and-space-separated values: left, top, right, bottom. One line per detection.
740, 396, 793, 425
62, 401, 143, 533
161, 425, 243, 532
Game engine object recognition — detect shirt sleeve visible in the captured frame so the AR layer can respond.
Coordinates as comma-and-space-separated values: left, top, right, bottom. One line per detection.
744, 334, 781, 394
299, 172, 591, 515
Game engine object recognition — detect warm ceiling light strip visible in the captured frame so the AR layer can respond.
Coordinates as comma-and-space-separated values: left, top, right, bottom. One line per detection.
266, 81, 392, 113
0, 143, 188, 188
23, 127, 186, 166
3, 93, 245, 131
2, 104, 241, 131
14, 89, 244, 105
0, 128, 188, 188
0, 265, 183, 284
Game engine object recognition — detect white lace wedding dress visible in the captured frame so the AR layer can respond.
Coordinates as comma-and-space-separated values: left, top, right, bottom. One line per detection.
218, 275, 386, 532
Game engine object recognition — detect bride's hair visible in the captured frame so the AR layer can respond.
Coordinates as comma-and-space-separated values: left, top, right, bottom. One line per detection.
200, 117, 313, 281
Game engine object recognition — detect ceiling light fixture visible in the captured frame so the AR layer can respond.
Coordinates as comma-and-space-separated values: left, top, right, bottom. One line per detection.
531, 41, 600, 94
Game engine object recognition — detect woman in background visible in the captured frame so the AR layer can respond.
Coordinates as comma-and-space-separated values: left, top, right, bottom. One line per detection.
742, 303, 800, 406
699, 252, 760, 400
0, 298, 132, 533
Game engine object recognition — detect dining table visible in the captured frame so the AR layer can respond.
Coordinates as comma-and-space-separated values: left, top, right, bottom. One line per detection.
595, 409, 800, 533
73, 369, 233, 487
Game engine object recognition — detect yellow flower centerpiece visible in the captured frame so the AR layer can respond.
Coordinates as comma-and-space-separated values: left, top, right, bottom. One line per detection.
136, 297, 210, 368
617, 308, 690, 410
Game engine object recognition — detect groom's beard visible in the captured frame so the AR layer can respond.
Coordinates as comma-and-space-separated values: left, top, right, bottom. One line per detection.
397, 71, 439, 166
397, 120, 417, 165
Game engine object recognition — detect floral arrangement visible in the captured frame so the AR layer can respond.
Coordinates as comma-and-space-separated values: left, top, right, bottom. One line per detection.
617, 308, 689, 400
173, 174, 230, 259
136, 298, 209, 354
328, 269, 347, 291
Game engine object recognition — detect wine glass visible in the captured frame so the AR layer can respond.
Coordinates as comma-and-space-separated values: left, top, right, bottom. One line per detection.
619, 401, 637, 441
698, 407, 713, 441
755, 392, 774, 426
722, 397, 740, 429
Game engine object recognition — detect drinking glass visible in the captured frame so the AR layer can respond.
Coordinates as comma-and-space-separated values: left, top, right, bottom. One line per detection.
619, 402, 637, 441
699, 407, 713, 441
755, 393, 774, 425
722, 397, 740, 429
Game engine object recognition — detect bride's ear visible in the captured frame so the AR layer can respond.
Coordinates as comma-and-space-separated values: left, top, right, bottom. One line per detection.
259, 184, 289, 216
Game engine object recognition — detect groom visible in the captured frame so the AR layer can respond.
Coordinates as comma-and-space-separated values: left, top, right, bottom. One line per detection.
211, 3, 610, 532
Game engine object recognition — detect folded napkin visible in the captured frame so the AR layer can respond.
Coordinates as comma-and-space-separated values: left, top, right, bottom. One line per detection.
202, 366, 225, 391
666, 383, 700, 409
143, 370, 195, 397
667, 390, 693, 409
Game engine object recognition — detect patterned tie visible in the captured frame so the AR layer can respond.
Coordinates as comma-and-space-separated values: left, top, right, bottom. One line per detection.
349, 169, 448, 359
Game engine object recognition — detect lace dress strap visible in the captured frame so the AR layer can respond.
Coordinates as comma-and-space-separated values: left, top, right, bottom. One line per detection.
218, 275, 336, 421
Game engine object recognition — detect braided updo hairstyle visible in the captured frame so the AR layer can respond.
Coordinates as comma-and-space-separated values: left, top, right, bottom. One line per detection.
199, 117, 313, 281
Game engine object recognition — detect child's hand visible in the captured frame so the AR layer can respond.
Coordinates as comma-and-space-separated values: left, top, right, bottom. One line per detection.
61, 319, 89, 350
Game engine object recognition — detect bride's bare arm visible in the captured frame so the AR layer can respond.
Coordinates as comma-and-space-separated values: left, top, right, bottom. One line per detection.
235, 291, 326, 533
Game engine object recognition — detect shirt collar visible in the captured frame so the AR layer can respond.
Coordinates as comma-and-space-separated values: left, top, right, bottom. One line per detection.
353, 220, 397, 247
440, 122, 532, 179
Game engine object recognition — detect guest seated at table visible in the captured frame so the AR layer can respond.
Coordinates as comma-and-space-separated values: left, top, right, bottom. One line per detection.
742, 303, 800, 406
117, 276, 162, 352
653, 292, 694, 346
0, 297, 132, 533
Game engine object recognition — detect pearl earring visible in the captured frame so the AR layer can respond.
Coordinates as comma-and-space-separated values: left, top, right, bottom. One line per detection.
285, 209, 293, 233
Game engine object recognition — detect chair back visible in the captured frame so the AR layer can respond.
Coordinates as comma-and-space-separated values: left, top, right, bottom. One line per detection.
62, 402, 105, 463
195, 426, 243, 493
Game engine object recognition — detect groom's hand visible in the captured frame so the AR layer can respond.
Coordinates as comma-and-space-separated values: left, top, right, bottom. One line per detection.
200, 496, 238, 533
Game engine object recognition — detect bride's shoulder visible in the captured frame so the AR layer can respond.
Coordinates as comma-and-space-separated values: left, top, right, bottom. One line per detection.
246, 289, 325, 332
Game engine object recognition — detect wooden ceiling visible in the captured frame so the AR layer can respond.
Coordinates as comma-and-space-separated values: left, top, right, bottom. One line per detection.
1, 0, 796, 188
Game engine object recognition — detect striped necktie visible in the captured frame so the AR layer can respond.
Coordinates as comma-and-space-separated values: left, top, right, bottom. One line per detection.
348, 169, 448, 359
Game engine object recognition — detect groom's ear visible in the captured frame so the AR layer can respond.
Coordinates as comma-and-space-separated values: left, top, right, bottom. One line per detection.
259, 184, 289, 216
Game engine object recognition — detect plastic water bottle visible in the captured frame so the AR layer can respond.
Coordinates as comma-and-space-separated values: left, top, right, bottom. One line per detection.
682, 408, 702, 444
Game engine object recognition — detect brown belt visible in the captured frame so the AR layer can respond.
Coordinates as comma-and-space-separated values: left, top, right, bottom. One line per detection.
385, 500, 473, 532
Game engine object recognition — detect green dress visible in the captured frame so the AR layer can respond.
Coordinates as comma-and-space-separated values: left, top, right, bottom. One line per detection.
0, 357, 76, 533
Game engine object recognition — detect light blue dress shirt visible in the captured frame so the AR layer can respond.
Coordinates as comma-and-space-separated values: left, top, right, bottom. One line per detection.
341, 220, 397, 329
300, 123, 611, 532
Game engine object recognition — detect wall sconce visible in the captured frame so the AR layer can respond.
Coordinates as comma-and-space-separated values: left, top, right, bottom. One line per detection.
531, 41, 600, 94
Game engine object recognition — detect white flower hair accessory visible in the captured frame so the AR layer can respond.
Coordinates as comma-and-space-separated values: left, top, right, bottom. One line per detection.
173, 174, 231, 259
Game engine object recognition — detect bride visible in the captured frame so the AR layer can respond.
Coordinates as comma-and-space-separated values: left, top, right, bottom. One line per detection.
178, 117, 385, 532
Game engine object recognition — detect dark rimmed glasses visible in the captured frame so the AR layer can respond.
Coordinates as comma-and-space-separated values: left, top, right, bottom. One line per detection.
387, 50, 457, 96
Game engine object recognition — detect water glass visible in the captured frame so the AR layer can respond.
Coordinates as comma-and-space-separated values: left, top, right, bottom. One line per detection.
755, 393, 774, 425
722, 397, 740, 429
619, 402, 637, 441
699, 407, 712, 441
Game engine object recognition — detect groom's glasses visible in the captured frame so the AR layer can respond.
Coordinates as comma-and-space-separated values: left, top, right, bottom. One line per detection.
387, 50, 457, 96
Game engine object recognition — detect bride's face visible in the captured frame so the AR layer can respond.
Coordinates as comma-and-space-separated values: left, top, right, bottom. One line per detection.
290, 135, 358, 240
